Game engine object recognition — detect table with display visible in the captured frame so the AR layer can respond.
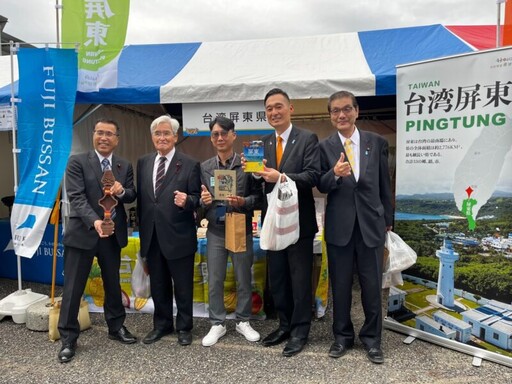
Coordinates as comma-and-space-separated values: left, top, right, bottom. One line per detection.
0, 220, 328, 319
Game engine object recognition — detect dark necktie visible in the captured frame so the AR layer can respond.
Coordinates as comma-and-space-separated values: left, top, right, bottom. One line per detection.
101, 158, 116, 219
101, 158, 111, 172
154, 156, 167, 195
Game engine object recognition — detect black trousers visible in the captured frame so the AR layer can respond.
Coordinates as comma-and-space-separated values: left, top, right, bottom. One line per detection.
327, 220, 384, 349
58, 237, 125, 345
267, 236, 314, 340
147, 232, 194, 332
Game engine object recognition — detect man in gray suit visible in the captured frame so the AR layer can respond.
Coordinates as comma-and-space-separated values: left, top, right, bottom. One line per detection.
58, 119, 137, 363
137, 115, 201, 347
199, 116, 262, 347
318, 91, 393, 364
254, 88, 320, 357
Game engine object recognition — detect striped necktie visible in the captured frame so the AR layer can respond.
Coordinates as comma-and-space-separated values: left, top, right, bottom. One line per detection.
154, 156, 167, 195
101, 158, 111, 172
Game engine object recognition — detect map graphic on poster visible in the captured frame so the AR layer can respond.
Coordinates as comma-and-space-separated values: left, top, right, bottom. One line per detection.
394, 47, 512, 366
453, 121, 511, 229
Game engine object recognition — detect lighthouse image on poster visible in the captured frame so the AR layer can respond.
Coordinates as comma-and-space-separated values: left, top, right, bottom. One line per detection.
436, 239, 459, 308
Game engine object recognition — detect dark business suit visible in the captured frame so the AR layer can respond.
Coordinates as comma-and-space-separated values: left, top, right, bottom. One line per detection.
318, 129, 393, 349
136, 151, 201, 332
58, 151, 136, 344
261, 126, 320, 340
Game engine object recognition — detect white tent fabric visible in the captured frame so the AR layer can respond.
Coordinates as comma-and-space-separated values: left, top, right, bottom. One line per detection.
160, 32, 375, 103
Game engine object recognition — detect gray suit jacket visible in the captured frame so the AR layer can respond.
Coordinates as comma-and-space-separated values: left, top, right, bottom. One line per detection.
136, 151, 201, 260
63, 151, 136, 249
200, 154, 262, 237
318, 130, 393, 248
261, 126, 320, 238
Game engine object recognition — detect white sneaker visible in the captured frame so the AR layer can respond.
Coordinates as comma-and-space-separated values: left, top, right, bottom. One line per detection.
202, 324, 226, 347
236, 321, 260, 342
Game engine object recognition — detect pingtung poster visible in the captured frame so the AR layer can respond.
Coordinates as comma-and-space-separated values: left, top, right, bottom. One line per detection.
394, 47, 512, 365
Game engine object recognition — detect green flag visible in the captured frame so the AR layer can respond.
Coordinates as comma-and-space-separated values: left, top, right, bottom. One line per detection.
62, 0, 130, 91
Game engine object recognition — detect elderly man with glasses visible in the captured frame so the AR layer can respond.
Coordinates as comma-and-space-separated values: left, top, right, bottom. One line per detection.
136, 115, 201, 347
318, 91, 393, 364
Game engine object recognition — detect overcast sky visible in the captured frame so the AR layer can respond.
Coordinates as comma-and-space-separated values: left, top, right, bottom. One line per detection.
1, 0, 504, 46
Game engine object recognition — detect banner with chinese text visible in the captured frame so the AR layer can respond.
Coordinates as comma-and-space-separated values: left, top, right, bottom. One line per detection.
182, 101, 272, 136
62, 0, 130, 92
394, 48, 512, 362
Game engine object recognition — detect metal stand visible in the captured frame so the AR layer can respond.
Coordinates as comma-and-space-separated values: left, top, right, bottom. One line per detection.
384, 317, 512, 368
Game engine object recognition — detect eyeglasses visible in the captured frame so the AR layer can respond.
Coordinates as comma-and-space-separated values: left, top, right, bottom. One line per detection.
329, 106, 355, 116
211, 131, 230, 139
94, 130, 118, 138
152, 130, 174, 137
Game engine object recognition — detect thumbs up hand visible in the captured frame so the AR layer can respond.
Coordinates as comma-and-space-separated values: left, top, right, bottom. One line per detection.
334, 152, 352, 177
201, 184, 213, 206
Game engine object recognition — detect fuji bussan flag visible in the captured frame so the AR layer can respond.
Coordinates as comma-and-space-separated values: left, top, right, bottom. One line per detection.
62, 0, 130, 92
10, 48, 77, 258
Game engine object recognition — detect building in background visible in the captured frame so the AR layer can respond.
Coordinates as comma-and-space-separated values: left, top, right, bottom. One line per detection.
0, 15, 35, 55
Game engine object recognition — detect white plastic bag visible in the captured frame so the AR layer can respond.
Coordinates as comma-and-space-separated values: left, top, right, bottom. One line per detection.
131, 253, 151, 298
385, 231, 417, 273
260, 175, 300, 251
382, 270, 404, 289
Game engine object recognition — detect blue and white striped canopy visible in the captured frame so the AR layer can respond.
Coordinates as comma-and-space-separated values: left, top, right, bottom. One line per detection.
0, 24, 474, 105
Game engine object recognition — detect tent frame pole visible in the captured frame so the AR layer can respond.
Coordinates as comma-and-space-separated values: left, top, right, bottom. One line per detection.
497, 0, 505, 47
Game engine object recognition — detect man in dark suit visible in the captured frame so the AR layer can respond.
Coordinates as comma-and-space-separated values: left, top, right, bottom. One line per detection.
318, 91, 393, 364
58, 119, 137, 363
137, 115, 201, 346
253, 88, 320, 357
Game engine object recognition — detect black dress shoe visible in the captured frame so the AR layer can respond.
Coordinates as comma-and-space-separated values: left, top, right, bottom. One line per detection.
108, 325, 137, 344
177, 331, 192, 346
328, 342, 352, 358
58, 343, 76, 363
143, 328, 174, 344
367, 347, 384, 364
261, 329, 290, 347
282, 337, 306, 357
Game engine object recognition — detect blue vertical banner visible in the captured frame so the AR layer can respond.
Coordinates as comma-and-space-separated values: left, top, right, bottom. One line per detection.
10, 48, 78, 258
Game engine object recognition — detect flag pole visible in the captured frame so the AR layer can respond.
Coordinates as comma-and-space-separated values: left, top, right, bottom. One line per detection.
56, 0, 61, 48
9, 41, 22, 292
497, 0, 505, 47
49, 188, 62, 306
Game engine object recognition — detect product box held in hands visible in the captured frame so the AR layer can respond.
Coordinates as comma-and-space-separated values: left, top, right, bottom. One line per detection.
243, 140, 264, 172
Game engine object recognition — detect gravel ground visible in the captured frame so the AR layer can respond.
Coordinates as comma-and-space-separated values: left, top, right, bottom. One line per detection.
0, 278, 510, 384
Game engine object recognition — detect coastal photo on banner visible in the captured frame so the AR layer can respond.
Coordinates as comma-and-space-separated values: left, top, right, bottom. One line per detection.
10, 48, 77, 258
62, 0, 130, 92
394, 47, 512, 361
